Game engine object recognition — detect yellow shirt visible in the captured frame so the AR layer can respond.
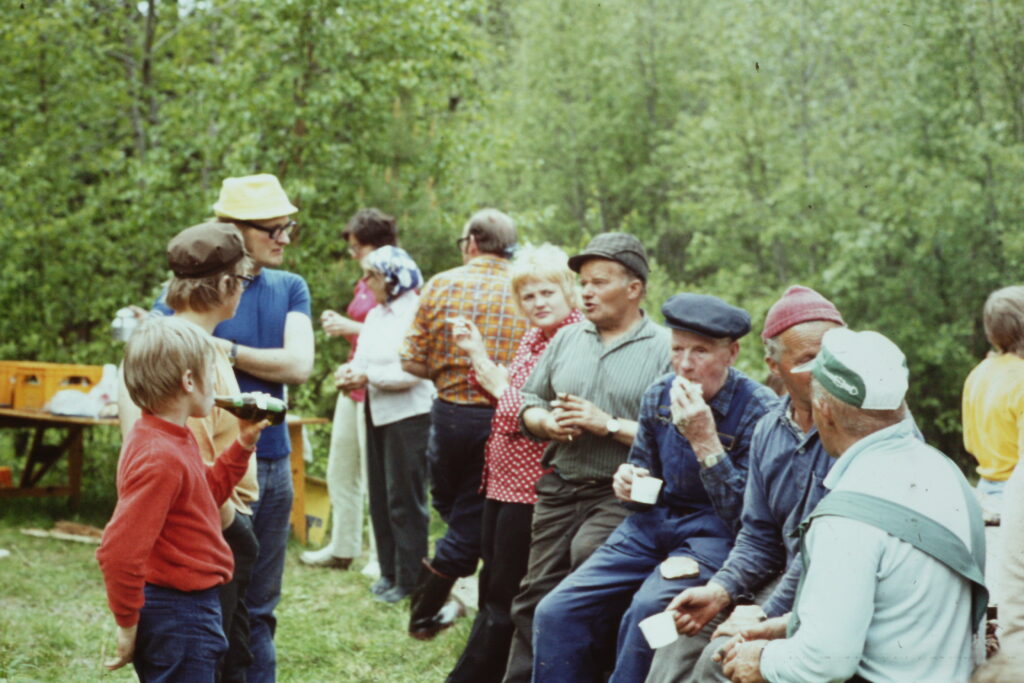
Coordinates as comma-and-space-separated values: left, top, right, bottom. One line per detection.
962, 353, 1024, 481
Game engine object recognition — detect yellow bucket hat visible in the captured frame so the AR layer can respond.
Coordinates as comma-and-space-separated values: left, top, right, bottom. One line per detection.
212, 174, 299, 220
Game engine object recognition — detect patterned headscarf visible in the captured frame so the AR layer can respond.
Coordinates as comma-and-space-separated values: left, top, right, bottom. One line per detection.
364, 245, 422, 301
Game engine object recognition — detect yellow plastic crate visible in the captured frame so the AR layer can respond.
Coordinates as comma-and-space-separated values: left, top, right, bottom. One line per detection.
12, 362, 104, 412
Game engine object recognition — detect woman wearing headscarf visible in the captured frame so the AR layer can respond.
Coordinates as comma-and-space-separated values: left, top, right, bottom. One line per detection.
336, 245, 435, 603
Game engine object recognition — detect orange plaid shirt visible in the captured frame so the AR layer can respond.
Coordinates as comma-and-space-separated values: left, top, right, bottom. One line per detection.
401, 254, 528, 405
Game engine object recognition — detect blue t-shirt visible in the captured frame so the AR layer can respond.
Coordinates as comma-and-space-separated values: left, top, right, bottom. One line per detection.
155, 268, 312, 460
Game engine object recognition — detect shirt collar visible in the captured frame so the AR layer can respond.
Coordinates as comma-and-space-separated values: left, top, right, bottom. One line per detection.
581, 310, 657, 340
531, 309, 585, 353
381, 289, 416, 314
776, 394, 820, 446
707, 367, 740, 419
823, 417, 917, 490
140, 412, 193, 440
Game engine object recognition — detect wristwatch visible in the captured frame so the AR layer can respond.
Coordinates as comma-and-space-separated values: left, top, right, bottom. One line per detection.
701, 452, 725, 469
605, 418, 622, 437
229, 342, 239, 367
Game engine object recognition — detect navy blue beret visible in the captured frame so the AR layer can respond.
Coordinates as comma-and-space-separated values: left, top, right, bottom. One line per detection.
661, 293, 752, 340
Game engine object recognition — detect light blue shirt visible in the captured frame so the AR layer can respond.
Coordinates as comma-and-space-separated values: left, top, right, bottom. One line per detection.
760, 419, 977, 683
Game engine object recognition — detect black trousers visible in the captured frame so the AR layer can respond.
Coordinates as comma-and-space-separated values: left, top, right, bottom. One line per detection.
503, 473, 630, 683
366, 407, 431, 591
447, 499, 534, 683
425, 399, 495, 577
219, 511, 259, 683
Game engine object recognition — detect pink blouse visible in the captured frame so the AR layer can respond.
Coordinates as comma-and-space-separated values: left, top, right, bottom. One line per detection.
345, 278, 377, 403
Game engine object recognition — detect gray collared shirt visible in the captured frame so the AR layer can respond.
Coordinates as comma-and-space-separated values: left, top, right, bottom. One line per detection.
519, 314, 671, 482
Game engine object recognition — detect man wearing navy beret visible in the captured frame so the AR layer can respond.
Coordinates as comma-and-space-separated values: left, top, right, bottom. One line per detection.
530, 293, 777, 682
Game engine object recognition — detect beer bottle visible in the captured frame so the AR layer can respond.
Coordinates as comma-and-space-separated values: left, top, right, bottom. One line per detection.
214, 393, 287, 425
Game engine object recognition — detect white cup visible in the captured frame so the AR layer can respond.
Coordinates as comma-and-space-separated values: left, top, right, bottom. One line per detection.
639, 611, 678, 649
631, 475, 663, 504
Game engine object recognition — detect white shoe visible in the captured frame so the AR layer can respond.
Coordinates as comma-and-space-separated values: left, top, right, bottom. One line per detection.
361, 559, 381, 579
299, 546, 352, 569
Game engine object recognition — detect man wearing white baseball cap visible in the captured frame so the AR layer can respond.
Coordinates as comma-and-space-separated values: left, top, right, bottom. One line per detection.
717, 328, 986, 683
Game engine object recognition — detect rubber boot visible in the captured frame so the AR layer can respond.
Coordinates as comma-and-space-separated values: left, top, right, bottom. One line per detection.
408, 559, 462, 640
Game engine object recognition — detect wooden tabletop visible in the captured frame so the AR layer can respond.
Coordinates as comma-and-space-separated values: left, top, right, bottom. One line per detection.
0, 408, 328, 428
0, 407, 119, 427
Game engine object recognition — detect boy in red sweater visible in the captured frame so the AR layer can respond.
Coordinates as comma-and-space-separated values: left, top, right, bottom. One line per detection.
97, 315, 268, 682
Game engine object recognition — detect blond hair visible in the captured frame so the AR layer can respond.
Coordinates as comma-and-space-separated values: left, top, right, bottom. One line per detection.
983, 286, 1024, 355
509, 243, 581, 316
123, 316, 216, 412
165, 256, 253, 314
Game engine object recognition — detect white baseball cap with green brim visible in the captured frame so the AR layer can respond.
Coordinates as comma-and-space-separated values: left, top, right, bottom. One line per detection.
793, 328, 908, 410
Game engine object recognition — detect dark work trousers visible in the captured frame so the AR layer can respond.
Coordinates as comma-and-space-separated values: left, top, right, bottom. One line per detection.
219, 511, 259, 683
425, 399, 495, 578
365, 401, 432, 592
503, 472, 631, 683
447, 498, 535, 683
533, 508, 730, 683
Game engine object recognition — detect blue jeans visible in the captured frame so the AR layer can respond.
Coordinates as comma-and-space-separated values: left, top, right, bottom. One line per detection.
134, 584, 226, 683
533, 508, 729, 683
245, 458, 294, 683
426, 399, 494, 577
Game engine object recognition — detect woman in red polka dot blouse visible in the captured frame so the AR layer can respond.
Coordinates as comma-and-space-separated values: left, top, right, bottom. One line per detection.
446, 243, 583, 682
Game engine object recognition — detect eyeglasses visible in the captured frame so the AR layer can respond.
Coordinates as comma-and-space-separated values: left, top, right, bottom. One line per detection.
455, 236, 470, 251
236, 219, 299, 241
233, 274, 255, 290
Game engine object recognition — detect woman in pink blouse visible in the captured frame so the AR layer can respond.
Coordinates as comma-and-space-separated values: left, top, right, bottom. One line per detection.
301, 209, 396, 572
447, 244, 583, 683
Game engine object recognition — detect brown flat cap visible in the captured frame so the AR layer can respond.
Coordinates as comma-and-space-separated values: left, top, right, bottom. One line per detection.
568, 232, 649, 282
167, 222, 245, 278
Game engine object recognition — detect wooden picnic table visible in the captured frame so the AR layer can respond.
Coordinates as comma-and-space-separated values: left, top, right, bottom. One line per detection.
0, 407, 118, 507
0, 408, 330, 543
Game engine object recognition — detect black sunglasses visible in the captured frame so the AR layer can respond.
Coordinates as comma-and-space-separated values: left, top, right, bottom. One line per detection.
236, 219, 299, 241
233, 274, 255, 290
455, 236, 471, 250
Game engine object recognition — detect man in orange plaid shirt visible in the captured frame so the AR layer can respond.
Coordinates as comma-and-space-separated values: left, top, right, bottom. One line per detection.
401, 209, 529, 639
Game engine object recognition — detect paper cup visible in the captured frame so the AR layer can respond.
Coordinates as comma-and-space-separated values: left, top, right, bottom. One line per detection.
631, 475, 663, 504
639, 611, 678, 649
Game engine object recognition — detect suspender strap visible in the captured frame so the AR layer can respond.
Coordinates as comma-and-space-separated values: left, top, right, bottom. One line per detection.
789, 482, 988, 637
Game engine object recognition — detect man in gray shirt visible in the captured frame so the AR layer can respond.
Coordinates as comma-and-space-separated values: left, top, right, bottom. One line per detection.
503, 233, 672, 683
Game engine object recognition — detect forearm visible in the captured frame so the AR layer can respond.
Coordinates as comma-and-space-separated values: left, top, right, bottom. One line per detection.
761, 557, 803, 618
522, 406, 552, 439
712, 529, 788, 603
401, 359, 429, 379
233, 344, 313, 385
208, 440, 256, 504
608, 418, 638, 446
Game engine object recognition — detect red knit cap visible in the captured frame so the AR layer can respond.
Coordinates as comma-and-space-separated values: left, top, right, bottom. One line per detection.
761, 285, 844, 340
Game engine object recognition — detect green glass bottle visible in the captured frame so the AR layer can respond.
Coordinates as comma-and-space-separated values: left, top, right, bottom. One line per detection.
214, 393, 287, 425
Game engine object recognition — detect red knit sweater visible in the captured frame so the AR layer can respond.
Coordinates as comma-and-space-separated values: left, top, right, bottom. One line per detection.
96, 413, 254, 627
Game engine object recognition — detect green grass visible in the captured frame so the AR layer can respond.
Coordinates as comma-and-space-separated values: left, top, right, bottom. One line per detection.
0, 501, 472, 683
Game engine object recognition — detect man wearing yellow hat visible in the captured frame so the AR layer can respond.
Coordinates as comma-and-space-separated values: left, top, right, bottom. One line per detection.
172, 173, 314, 682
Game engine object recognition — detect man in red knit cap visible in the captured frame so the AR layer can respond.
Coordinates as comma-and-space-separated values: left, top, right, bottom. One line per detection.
646, 285, 846, 683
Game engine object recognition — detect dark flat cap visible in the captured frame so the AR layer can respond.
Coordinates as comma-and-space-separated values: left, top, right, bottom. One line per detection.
662, 293, 752, 340
167, 221, 245, 278
568, 232, 649, 282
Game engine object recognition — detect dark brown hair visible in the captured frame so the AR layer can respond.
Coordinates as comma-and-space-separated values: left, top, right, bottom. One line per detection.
342, 208, 398, 248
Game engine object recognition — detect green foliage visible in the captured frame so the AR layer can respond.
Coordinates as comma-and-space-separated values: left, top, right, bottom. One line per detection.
470, 0, 1024, 465
4, 0, 1024, 468
1, 0, 484, 419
